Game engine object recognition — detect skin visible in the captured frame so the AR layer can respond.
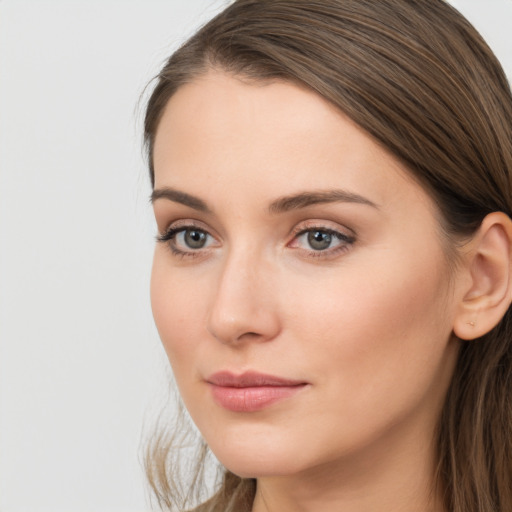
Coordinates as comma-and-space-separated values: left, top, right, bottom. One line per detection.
150, 71, 466, 512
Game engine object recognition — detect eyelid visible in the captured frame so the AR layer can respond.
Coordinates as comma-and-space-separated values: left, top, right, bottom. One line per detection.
157, 218, 213, 236
288, 219, 355, 240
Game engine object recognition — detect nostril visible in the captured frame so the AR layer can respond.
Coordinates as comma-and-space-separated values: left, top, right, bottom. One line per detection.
206, 313, 280, 345
238, 331, 262, 341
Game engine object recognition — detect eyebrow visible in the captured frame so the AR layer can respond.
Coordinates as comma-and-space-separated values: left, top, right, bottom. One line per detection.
150, 187, 378, 214
150, 187, 211, 212
268, 189, 379, 213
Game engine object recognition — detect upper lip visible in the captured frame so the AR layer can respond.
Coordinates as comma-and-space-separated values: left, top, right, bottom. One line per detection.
206, 371, 307, 388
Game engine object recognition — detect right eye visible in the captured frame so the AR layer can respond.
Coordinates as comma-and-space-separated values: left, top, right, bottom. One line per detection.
176, 228, 210, 249
157, 225, 217, 256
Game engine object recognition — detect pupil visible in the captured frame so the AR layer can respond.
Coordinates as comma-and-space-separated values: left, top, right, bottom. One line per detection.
185, 229, 206, 249
308, 231, 332, 250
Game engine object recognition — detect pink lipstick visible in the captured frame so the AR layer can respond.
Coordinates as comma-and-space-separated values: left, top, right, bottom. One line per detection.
206, 371, 308, 412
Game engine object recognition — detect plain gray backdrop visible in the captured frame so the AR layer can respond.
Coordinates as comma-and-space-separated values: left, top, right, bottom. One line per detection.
0, 1, 510, 511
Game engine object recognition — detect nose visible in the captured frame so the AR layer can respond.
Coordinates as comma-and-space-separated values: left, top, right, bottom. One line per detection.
206, 250, 281, 345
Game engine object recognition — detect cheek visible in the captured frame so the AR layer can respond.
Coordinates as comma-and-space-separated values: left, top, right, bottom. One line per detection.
284, 244, 454, 412
150, 252, 207, 373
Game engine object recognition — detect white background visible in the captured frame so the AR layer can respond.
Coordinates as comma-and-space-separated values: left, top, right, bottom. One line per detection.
0, 1, 510, 511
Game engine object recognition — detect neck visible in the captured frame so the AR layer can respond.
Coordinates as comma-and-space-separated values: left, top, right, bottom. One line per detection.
251, 418, 446, 512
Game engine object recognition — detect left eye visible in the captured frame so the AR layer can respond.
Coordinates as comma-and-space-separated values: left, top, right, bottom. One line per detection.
305, 230, 335, 250
294, 228, 351, 251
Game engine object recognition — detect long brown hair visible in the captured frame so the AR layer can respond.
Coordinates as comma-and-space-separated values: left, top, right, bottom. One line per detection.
143, 1, 512, 510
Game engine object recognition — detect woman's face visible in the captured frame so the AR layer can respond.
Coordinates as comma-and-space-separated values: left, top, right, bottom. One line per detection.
151, 71, 462, 478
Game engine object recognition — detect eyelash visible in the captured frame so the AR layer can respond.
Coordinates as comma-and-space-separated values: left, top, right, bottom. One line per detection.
156, 222, 356, 260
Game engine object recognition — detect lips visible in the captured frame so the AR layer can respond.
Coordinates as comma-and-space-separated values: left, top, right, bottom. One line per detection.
206, 371, 308, 412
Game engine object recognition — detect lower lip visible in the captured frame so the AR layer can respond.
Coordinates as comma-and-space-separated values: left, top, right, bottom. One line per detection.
209, 384, 307, 412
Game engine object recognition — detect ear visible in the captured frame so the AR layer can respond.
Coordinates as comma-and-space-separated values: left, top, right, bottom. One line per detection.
453, 212, 512, 340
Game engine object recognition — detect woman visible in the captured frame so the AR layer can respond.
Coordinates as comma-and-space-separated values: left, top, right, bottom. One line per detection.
143, 0, 512, 510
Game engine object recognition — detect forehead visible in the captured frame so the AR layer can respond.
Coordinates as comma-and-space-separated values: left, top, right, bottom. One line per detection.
152, 70, 432, 217
153, 71, 351, 164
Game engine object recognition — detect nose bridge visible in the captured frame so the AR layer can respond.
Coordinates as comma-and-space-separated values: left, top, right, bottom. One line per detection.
207, 242, 279, 344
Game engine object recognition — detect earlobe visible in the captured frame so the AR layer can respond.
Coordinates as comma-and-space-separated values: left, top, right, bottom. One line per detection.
453, 212, 512, 341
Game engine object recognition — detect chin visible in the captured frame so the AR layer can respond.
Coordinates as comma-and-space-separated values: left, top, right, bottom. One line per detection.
206, 432, 312, 479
